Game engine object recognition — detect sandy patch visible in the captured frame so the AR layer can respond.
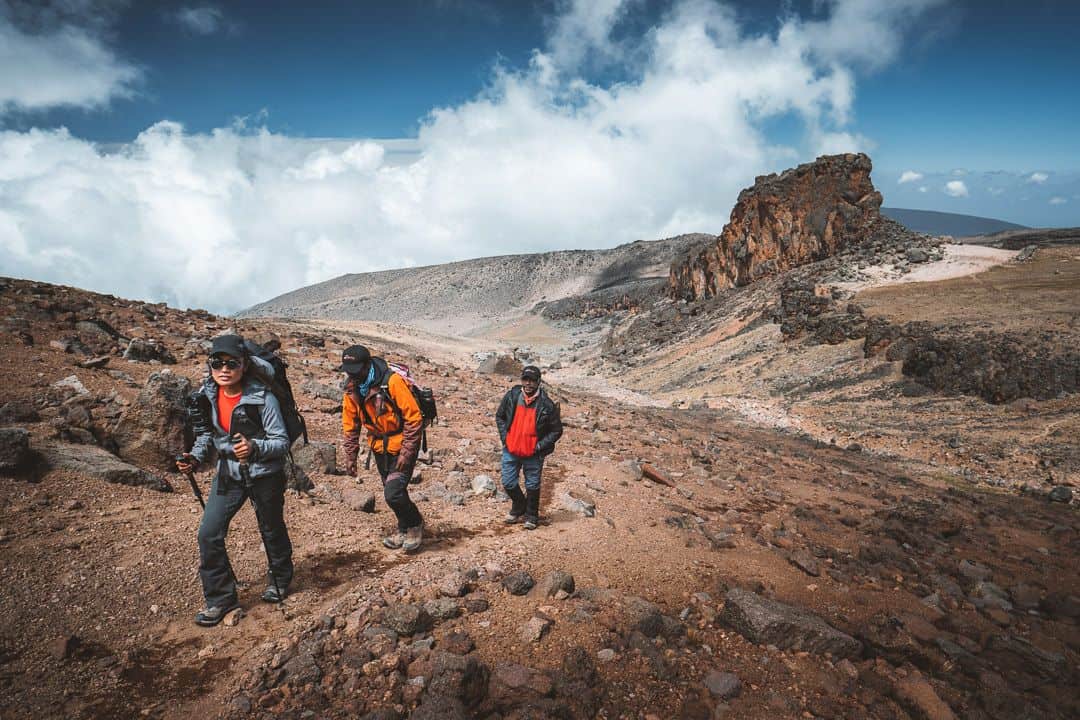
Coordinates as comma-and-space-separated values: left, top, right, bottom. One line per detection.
837, 244, 1018, 293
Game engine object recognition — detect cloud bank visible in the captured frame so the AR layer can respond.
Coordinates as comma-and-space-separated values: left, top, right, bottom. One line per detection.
0, 1, 139, 114
1, 0, 946, 314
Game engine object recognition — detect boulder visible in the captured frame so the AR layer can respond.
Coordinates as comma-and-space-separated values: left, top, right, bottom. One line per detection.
300, 380, 341, 401
112, 371, 192, 470
719, 588, 862, 658
0, 428, 32, 475
0, 401, 41, 424
425, 652, 489, 707
292, 440, 337, 475
40, 443, 169, 490
122, 338, 176, 364
476, 355, 522, 376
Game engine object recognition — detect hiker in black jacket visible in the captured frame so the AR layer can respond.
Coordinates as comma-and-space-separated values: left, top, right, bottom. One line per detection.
495, 365, 562, 529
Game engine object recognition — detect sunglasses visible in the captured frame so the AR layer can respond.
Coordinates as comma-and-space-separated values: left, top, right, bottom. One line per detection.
208, 358, 243, 370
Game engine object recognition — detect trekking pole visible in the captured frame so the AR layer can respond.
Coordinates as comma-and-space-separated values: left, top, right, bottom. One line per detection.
176, 455, 206, 509
234, 436, 285, 606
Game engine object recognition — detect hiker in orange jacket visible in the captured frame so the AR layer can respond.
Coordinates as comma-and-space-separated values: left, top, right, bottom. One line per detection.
340, 345, 424, 553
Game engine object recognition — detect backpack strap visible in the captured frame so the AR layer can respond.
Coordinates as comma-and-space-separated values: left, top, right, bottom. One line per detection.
356, 361, 405, 456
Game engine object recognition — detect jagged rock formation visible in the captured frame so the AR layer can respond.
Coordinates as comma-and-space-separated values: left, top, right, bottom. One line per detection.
670, 153, 883, 300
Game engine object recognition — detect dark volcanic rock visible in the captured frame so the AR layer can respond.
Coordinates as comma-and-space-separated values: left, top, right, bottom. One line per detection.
502, 570, 535, 596
122, 338, 176, 364
40, 443, 169, 490
111, 371, 192, 470
380, 604, 432, 636
719, 588, 861, 658
670, 153, 883, 300
0, 428, 32, 475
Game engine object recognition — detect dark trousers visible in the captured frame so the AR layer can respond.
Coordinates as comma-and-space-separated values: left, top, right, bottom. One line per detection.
197, 471, 293, 608
374, 452, 423, 531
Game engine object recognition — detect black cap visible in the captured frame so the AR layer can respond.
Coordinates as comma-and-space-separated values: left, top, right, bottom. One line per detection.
521, 365, 541, 381
209, 334, 246, 359
338, 345, 372, 375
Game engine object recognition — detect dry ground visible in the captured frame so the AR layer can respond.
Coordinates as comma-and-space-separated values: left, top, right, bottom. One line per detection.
0, 250, 1078, 719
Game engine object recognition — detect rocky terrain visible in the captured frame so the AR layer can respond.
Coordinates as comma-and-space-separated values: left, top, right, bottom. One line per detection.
239, 235, 708, 337
1, 153, 1078, 720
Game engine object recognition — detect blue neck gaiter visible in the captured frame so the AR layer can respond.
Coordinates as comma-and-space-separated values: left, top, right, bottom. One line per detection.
355, 364, 376, 397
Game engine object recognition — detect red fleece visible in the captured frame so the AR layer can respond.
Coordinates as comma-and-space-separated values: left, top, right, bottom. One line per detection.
506, 397, 538, 457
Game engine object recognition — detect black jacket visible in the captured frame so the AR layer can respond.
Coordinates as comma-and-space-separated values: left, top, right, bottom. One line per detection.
495, 385, 563, 457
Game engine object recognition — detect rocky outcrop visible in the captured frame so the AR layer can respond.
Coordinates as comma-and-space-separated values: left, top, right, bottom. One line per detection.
670, 153, 883, 300
863, 320, 1080, 403
719, 587, 862, 658
40, 443, 169, 490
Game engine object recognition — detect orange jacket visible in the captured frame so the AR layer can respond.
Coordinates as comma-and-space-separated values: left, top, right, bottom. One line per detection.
342, 372, 422, 456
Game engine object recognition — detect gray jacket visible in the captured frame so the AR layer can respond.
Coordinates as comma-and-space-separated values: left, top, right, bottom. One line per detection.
190, 356, 289, 483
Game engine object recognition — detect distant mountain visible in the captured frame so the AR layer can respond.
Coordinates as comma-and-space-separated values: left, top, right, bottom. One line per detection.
881, 207, 1027, 237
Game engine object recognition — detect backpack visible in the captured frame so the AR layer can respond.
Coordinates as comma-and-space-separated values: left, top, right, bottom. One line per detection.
241, 339, 309, 446
356, 358, 438, 454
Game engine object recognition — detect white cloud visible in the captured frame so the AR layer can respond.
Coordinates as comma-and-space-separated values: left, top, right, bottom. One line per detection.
987, 187, 1004, 196
0, 8, 139, 114
944, 180, 969, 197
950, 168, 967, 176
898, 170, 923, 184
0, 0, 947, 313
171, 5, 228, 36
1028, 172, 1049, 184
1049, 196, 1067, 205
918, 186, 927, 193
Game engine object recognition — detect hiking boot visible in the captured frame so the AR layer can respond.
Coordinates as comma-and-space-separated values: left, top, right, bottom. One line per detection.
382, 531, 405, 550
504, 511, 524, 524
403, 524, 424, 553
261, 583, 288, 603
195, 603, 239, 627
523, 488, 541, 530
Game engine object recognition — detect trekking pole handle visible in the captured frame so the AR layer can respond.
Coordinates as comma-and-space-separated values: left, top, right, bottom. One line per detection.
175, 454, 205, 509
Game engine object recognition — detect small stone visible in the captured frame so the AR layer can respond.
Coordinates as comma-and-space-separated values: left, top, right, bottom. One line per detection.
439, 571, 471, 598
597, 648, 616, 662
424, 598, 461, 622
223, 607, 245, 627
502, 570, 535, 596
49, 635, 79, 661
382, 604, 433, 636
1048, 486, 1072, 503
704, 671, 742, 700
471, 474, 497, 496
520, 616, 553, 644
531, 570, 575, 598
440, 632, 475, 655
343, 490, 376, 513
788, 550, 820, 577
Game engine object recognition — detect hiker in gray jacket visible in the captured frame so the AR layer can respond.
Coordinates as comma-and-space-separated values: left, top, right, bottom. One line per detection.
176, 334, 294, 626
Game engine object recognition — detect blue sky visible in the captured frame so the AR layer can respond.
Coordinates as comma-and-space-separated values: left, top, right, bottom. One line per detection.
1, 0, 1078, 312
